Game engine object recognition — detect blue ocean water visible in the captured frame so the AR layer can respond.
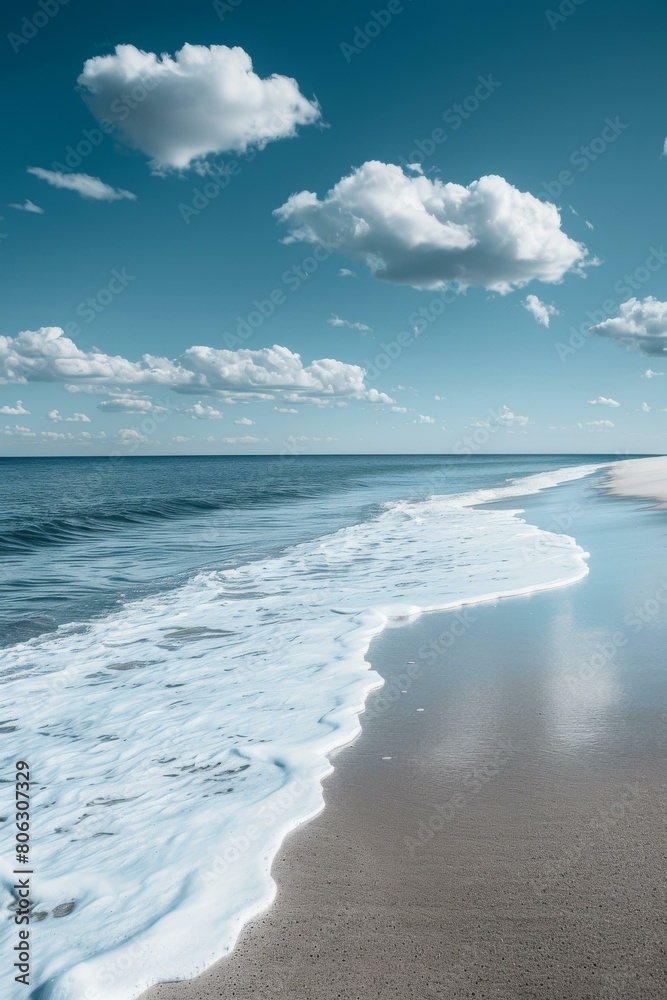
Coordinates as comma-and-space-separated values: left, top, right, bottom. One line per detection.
0, 453, 630, 998
0, 454, 621, 647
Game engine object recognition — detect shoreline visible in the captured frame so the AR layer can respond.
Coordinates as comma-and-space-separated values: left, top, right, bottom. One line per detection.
141, 456, 667, 1000
606, 455, 667, 505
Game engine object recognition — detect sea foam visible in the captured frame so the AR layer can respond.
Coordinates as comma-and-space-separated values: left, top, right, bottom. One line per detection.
0, 463, 602, 998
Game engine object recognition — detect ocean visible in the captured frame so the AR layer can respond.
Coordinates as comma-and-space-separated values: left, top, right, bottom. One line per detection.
0, 454, 626, 998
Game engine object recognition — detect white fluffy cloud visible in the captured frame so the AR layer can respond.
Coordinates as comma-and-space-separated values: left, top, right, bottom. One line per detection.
587, 396, 620, 407
642, 368, 663, 378
28, 168, 136, 202
496, 405, 529, 427
590, 297, 667, 355
522, 294, 559, 327
390, 405, 408, 413
274, 406, 298, 413
578, 419, 614, 431
0, 400, 29, 415
233, 417, 255, 426
0, 328, 389, 404
47, 409, 91, 423
98, 397, 163, 413
186, 403, 224, 420
414, 414, 435, 424
1, 424, 35, 438
78, 43, 321, 171
9, 199, 44, 214
275, 162, 589, 293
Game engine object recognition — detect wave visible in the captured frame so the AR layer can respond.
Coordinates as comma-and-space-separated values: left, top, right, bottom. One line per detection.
0, 487, 331, 555
0, 462, 604, 999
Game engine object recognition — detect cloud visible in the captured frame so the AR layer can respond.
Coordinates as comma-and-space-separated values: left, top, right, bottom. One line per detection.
522, 293, 559, 327
578, 419, 614, 431
414, 414, 435, 424
47, 409, 91, 423
233, 417, 255, 425
0, 328, 390, 404
9, 199, 44, 214
274, 162, 590, 293
390, 405, 408, 413
434, 394, 445, 401
116, 428, 148, 444
185, 402, 224, 420
27, 167, 136, 202
328, 314, 372, 334
641, 401, 651, 412
496, 405, 529, 427
587, 396, 620, 407
589, 297, 667, 355
1, 424, 35, 438
78, 43, 320, 172
338, 268, 356, 278
98, 397, 163, 413
221, 436, 268, 444
274, 406, 298, 413
642, 368, 664, 379
0, 400, 29, 415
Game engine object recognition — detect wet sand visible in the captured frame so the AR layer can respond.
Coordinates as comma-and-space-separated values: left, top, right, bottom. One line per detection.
144, 475, 667, 1000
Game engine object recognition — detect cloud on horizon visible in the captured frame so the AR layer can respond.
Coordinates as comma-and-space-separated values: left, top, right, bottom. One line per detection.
275, 161, 590, 293
0, 328, 392, 405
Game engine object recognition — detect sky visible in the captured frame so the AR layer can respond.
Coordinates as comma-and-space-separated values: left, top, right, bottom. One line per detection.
2, 0, 667, 456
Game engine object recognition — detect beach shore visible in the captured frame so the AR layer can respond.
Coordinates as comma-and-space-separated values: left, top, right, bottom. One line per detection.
144, 459, 667, 1000
606, 455, 667, 505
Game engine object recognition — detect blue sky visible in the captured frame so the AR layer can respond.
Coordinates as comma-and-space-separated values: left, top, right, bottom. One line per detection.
2, 0, 667, 455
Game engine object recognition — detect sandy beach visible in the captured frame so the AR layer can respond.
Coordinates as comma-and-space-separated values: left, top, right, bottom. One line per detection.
141, 458, 667, 1000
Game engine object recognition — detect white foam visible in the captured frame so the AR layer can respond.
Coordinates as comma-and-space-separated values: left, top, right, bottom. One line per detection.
0, 463, 603, 999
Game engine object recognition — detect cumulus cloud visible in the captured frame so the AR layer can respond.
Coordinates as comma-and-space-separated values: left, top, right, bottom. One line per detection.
274, 406, 298, 413
1, 424, 35, 438
414, 414, 435, 424
185, 402, 224, 420
496, 405, 529, 427
9, 199, 44, 214
233, 417, 255, 425
328, 314, 372, 333
642, 368, 664, 379
27, 167, 136, 202
578, 420, 614, 431
0, 328, 389, 404
587, 396, 620, 407
98, 397, 163, 413
116, 428, 148, 444
47, 409, 91, 423
390, 405, 408, 413
338, 268, 356, 278
0, 400, 29, 415
275, 162, 590, 293
522, 294, 559, 327
78, 43, 321, 172
589, 297, 667, 355
641, 402, 652, 412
